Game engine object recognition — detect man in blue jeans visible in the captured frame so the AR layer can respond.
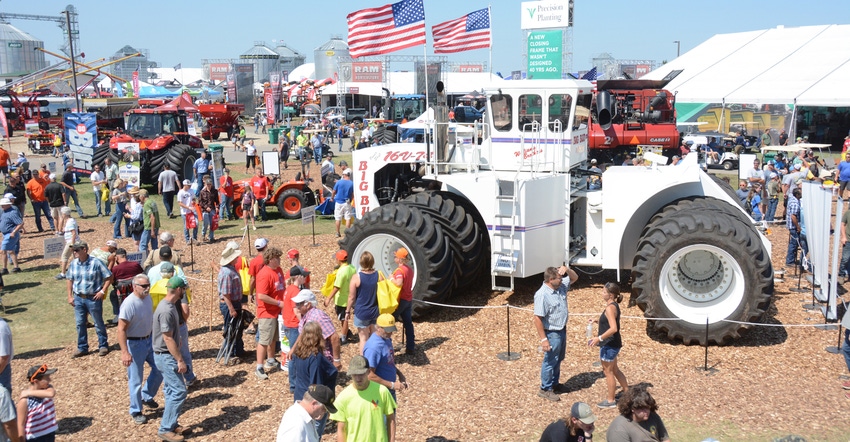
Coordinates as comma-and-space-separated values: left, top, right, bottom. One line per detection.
117, 274, 162, 425
218, 245, 245, 363
192, 150, 210, 197
152, 276, 188, 442
533, 265, 578, 402
785, 188, 803, 267
66, 241, 113, 358
139, 189, 160, 256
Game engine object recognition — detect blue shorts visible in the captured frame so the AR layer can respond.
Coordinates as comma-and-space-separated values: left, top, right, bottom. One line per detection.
353, 315, 375, 329
600, 345, 621, 362
1, 232, 19, 252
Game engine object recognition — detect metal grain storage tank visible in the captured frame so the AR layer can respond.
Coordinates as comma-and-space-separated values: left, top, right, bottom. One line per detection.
313, 37, 349, 80
240, 42, 279, 83
0, 22, 48, 76
273, 42, 305, 80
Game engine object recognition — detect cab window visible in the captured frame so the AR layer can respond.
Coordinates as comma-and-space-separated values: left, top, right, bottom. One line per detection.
491, 94, 513, 132
548, 94, 572, 131
573, 93, 592, 130
519, 94, 542, 131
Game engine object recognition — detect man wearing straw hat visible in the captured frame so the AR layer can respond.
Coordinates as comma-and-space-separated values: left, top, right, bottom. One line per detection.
218, 243, 245, 363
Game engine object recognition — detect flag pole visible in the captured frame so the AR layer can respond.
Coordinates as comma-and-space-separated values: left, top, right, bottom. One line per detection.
488, 5, 493, 75
423, 43, 429, 109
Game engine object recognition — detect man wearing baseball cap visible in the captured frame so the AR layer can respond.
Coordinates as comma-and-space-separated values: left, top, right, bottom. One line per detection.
330, 355, 396, 442
176, 179, 197, 245
276, 384, 337, 441
331, 168, 354, 237
0, 197, 23, 274
540, 401, 596, 441
152, 276, 189, 442
66, 240, 113, 358
326, 250, 356, 344
391, 248, 415, 354
363, 314, 408, 401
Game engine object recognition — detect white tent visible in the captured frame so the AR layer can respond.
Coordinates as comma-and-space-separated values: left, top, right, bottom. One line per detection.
644, 24, 850, 106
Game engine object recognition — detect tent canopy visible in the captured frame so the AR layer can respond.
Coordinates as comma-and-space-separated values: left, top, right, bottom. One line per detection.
643, 24, 850, 106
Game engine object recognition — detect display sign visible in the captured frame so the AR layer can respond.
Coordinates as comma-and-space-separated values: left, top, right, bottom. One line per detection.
119, 164, 141, 188
262, 151, 280, 176
348, 87, 359, 94
126, 251, 145, 264
458, 64, 484, 73
43, 237, 66, 260
352, 62, 383, 82
63, 113, 98, 173
209, 63, 230, 82
301, 206, 316, 225
521, 0, 572, 30
527, 30, 562, 79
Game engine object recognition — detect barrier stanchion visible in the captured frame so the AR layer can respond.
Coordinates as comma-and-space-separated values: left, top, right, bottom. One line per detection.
208, 265, 214, 332
826, 325, 842, 354
699, 316, 718, 375
496, 304, 521, 361
189, 240, 200, 274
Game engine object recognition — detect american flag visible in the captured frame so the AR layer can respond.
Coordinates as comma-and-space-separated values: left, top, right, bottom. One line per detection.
432, 8, 491, 54
581, 67, 598, 91
347, 0, 426, 59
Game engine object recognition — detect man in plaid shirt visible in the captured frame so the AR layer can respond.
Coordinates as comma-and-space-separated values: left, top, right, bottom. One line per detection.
785, 188, 803, 266
218, 245, 245, 362
66, 240, 113, 358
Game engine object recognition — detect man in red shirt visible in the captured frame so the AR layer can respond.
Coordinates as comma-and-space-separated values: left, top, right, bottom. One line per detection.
246, 238, 268, 336
392, 248, 415, 354
249, 168, 271, 222
218, 168, 234, 221
254, 247, 285, 380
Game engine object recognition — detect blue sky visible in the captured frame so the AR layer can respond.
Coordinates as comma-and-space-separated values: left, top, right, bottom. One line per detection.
5, 0, 847, 76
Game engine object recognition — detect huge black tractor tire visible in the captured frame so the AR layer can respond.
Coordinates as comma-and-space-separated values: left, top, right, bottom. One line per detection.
404, 192, 486, 290
339, 203, 457, 317
277, 188, 306, 219
383, 125, 398, 145
165, 144, 197, 184
91, 144, 120, 170
147, 149, 169, 188
631, 200, 773, 345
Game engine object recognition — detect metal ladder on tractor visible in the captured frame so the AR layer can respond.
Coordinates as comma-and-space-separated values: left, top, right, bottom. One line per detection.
491, 176, 519, 292
491, 121, 545, 292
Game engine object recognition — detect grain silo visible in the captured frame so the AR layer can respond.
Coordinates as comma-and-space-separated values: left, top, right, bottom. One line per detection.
273, 42, 305, 80
0, 22, 48, 76
240, 42, 279, 83
313, 37, 349, 80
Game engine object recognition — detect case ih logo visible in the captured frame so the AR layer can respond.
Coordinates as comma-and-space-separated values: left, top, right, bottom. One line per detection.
649, 137, 670, 143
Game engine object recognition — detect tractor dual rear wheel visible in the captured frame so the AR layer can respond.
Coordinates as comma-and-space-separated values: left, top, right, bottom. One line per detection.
165, 144, 197, 185
339, 203, 457, 317
631, 200, 773, 345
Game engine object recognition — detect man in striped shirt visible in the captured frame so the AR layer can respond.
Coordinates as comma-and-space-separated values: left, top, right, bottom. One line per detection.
533, 265, 579, 402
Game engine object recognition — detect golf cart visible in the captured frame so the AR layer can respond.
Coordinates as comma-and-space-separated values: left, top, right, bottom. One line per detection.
683, 132, 748, 171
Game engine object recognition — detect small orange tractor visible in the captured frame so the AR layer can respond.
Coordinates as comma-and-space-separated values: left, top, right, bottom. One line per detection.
230, 175, 323, 219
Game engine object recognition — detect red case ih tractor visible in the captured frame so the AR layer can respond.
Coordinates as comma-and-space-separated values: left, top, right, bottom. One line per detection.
93, 93, 205, 185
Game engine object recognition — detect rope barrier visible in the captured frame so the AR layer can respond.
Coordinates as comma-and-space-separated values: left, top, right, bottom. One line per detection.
414, 298, 836, 328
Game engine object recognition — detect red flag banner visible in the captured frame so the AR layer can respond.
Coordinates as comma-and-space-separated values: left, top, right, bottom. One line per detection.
432, 8, 491, 54
347, 0, 426, 58
0, 104, 8, 140
132, 71, 140, 98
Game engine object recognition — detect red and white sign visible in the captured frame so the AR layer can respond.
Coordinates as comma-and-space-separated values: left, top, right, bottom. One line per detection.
635, 64, 651, 78
264, 89, 275, 124
348, 87, 359, 94
352, 62, 383, 82
209, 63, 230, 82
458, 64, 484, 73
132, 71, 139, 98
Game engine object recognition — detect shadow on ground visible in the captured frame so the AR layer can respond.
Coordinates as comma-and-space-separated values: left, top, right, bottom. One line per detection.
56, 416, 93, 435
188, 404, 271, 437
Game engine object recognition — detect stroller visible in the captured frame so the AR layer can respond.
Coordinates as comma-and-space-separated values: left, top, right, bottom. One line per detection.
215, 308, 255, 364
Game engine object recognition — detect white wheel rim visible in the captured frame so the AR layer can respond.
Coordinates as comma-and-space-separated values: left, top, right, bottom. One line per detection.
352, 233, 417, 286
659, 244, 744, 325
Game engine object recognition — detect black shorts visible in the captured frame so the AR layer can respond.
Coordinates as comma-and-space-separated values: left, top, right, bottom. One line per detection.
335, 305, 346, 322
246, 155, 256, 168
840, 180, 850, 195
